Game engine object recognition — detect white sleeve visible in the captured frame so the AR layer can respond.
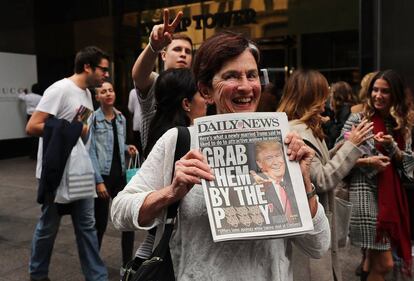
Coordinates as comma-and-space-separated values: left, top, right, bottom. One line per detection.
128, 89, 136, 114
292, 202, 331, 259
111, 128, 179, 231
35, 86, 64, 116
18, 93, 26, 101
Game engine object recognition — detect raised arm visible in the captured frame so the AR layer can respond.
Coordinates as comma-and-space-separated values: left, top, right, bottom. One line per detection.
311, 119, 373, 192
131, 9, 183, 97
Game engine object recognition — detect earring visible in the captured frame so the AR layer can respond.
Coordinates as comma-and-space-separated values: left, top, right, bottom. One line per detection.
186, 108, 191, 112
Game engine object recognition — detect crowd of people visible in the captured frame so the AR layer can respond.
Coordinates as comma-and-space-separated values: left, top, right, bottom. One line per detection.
25, 7, 414, 281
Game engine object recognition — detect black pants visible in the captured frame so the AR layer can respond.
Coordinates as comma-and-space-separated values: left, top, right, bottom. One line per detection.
94, 175, 134, 266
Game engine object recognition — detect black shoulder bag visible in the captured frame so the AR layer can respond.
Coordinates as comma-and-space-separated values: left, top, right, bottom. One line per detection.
123, 126, 190, 281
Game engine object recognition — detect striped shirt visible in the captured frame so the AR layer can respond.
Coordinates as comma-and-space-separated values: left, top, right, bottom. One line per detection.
135, 73, 159, 154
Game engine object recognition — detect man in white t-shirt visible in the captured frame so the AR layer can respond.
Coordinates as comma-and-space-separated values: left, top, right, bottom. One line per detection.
26, 46, 110, 281
18, 84, 42, 159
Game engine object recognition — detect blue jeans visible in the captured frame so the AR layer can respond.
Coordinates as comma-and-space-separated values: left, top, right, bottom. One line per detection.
29, 195, 107, 281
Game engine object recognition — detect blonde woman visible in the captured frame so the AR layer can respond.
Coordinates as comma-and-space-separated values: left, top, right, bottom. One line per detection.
351, 72, 377, 113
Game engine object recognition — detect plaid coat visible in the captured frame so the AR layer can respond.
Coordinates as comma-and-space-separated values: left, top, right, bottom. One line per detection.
337, 113, 414, 250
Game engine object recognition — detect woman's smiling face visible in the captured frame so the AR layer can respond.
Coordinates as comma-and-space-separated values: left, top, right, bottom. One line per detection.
209, 50, 261, 114
371, 78, 392, 116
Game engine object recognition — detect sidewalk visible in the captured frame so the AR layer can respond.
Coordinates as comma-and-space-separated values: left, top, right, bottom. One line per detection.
0, 157, 146, 281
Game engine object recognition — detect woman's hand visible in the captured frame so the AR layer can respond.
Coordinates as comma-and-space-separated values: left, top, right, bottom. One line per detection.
348, 119, 374, 146
96, 183, 110, 200
298, 145, 316, 185
373, 132, 403, 161
127, 145, 138, 156
284, 131, 315, 185
366, 155, 391, 171
169, 149, 215, 201
149, 9, 183, 52
284, 131, 308, 161
374, 132, 394, 146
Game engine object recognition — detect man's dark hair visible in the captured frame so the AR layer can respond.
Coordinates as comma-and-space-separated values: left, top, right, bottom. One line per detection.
74, 46, 110, 74
31, 83, 41, 94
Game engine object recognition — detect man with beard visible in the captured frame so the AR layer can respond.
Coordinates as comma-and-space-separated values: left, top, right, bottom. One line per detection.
26, 46, 109, 281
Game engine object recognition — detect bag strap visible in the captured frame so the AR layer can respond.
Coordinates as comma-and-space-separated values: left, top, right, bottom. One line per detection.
151, 126, 190, 258
166, 126, 190, 220
303, 139, 322, 158
128, 154, 139, 169
134, 154, 138, 168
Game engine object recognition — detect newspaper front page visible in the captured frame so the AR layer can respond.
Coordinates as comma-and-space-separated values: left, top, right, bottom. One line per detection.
195, 112, 314, 242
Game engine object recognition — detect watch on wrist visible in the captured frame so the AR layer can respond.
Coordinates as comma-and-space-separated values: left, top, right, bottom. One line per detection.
306, 183, 317, 199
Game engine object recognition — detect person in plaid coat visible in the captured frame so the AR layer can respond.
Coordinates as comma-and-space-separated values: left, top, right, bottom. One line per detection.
337, 70, 414, 281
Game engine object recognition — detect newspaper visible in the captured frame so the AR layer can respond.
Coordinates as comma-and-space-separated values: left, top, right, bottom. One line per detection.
195, 112, 314, 242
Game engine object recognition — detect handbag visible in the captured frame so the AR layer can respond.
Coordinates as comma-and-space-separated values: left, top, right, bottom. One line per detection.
335, 194, 352, 248
55, 138, 96, 203
304, 139, 353, 248
334, 180, 352, 248
126, 154, 140, 184
123, 126, 190, 281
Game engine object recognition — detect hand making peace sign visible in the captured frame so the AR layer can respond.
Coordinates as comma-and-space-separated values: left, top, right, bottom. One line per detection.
149, 9, 183, 52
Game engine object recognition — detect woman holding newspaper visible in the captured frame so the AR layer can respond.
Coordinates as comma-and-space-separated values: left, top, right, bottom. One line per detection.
111, 27, 330, 280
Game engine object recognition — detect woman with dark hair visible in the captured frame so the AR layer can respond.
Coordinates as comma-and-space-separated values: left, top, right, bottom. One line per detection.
278, 69, 373, 281
89, 81, 137, 269
337, 69, 414, 280
112, 32, 330, 281
130, 68, 207, 272
145, 68, 206, 157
